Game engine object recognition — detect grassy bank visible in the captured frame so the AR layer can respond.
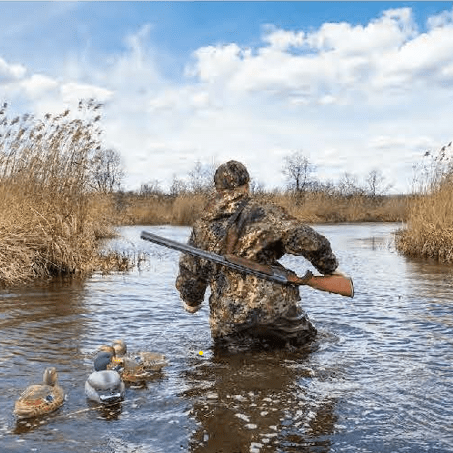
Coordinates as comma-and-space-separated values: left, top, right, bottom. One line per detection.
396, 146, 453, 263
0, 103, 129, 287
116, 190, 409, 226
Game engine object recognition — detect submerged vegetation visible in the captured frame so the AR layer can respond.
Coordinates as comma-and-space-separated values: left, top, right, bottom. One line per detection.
396, 143, 453, 263
0, 102, 128, 287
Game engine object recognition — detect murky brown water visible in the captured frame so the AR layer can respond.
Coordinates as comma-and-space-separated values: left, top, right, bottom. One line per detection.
1, 223, 452, 452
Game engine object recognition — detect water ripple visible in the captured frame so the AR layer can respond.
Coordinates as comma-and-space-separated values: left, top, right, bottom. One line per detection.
0, 223, 452, 452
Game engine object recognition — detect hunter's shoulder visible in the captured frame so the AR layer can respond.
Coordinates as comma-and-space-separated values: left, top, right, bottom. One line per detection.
244, 198, 296, 223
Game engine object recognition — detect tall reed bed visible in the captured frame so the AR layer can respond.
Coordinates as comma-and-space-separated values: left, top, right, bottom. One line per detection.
117, 192, 208, 226
266, 191, 407, 223
119, 190, 408, 227
0, 102, 128, 287
396, 144, 453, 262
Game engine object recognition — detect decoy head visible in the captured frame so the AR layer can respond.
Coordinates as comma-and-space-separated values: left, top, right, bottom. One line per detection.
93, 351, 114, 372
112, 339, 127, 356
43, 367, 58, 386
98, 345, 116, 355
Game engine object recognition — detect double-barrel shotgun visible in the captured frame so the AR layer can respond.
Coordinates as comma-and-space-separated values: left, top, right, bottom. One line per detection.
140, 230, 354, 298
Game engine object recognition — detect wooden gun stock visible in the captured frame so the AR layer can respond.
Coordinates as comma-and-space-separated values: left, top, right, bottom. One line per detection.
225, 254, 354, 298
289, 272, 354, 298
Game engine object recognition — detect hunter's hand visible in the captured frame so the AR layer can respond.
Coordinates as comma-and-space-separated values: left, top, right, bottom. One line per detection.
332, 267, 349, 278
183, 301, 201, 314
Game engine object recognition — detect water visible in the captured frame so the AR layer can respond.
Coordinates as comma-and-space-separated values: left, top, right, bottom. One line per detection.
1, 223, 452, 452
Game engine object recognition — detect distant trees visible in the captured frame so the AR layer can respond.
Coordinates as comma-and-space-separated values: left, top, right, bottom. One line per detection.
93, 148, 124, 193
365, 169, 392, 198
139, 179, 162, 196
281, 150, 392, 199
249, 179, 265, 195
170, 175, 187, 197
282, 151, 316, 195
137, 151, 393, 199
336, 170, 392, 198
188, 160, 216, 193
337, 172, 364, 197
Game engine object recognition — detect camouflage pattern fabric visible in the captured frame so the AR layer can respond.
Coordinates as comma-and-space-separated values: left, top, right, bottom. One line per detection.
214, 160, 250, 190
175, 186, 339, 347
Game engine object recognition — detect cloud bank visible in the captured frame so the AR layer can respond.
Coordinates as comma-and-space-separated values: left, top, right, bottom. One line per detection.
1, 6, 453, 193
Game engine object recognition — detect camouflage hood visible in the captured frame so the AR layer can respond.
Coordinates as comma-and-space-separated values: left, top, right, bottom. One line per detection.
202, 187, 249, 222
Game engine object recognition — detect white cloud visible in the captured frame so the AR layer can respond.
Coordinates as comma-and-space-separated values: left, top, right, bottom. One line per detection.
3, 6, 453, 194
427, 7, 453, 29
262, 27, 305, 50
187, 43, 250, 84
61, 82, 113, 105
183, 7, 422, 106
20, 74, 59, 98
307, 8, 416, 54
148, 87, 212, 112
0, 57, 26, 82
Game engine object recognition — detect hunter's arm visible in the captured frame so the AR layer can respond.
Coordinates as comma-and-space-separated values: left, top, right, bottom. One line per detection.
283, 224, 338, 275
175, 230, 211, 312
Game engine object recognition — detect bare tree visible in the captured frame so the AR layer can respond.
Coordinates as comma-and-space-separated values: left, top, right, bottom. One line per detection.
92, 148, 124, 194
366, 169, 392, 198
188, 160, 215, 193
170, 174, 187, 197
249, 179, 265, 195
337, 172, 364, 197
282, 151, 315, 194
140, 179, 162, 196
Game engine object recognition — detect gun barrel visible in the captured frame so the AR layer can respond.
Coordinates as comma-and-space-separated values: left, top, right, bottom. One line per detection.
140, 231, 288, 284
140, 230, 354, 298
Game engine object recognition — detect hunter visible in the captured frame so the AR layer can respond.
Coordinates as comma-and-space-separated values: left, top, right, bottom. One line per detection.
176, 160, 340, 349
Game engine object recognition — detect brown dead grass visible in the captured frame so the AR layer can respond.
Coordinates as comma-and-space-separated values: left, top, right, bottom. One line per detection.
0, 103, 130, 287
396, 142, 453, 263
117, 192, 209, 226
119, 190, 409, 228
396, 179, 453, 262
268, 192, 408, 223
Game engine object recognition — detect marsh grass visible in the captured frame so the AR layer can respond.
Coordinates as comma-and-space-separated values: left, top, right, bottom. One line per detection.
0, 102, 129, 287
119, 190, 408, 227
267, 191, 407, 223
396, 144, 453, 262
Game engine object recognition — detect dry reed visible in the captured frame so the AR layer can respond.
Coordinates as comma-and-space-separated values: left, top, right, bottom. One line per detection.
119, 190, 408, 227
116, 192, 210, 226
0, 102, 129, 287
396, 144, 453, 262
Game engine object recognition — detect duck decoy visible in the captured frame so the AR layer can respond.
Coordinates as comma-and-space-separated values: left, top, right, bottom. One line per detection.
85, 351, 125, 405
14, 367, 65, 419
98, 340, 167, 385
112, 339, 168, 372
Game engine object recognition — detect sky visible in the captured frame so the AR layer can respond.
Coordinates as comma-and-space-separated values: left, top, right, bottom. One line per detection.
1, 1, 453, 194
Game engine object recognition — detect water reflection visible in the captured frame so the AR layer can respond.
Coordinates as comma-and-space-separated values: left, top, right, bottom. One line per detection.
0, 278, 88, 368
85, 400, 124, 421
12, 408, 65, 435
1, 279, 89, 435
182, 346, 337, 452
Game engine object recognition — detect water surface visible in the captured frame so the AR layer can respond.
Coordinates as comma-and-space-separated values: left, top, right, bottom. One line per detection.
1, 223, 452, 452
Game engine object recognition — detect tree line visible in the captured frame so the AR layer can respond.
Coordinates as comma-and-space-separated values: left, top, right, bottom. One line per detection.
138, 151, 393, 199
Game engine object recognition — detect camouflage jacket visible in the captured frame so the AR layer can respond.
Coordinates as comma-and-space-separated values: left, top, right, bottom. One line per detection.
175, 188, 338, 340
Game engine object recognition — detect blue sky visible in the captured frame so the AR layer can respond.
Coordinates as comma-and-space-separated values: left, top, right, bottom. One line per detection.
1, 1, 453, 193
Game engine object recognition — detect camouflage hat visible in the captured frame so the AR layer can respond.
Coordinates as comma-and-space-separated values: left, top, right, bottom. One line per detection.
214, 160, 250, 190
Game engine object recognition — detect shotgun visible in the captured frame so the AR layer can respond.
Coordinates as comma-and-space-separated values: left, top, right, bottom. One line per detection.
140, 230, 354, 298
